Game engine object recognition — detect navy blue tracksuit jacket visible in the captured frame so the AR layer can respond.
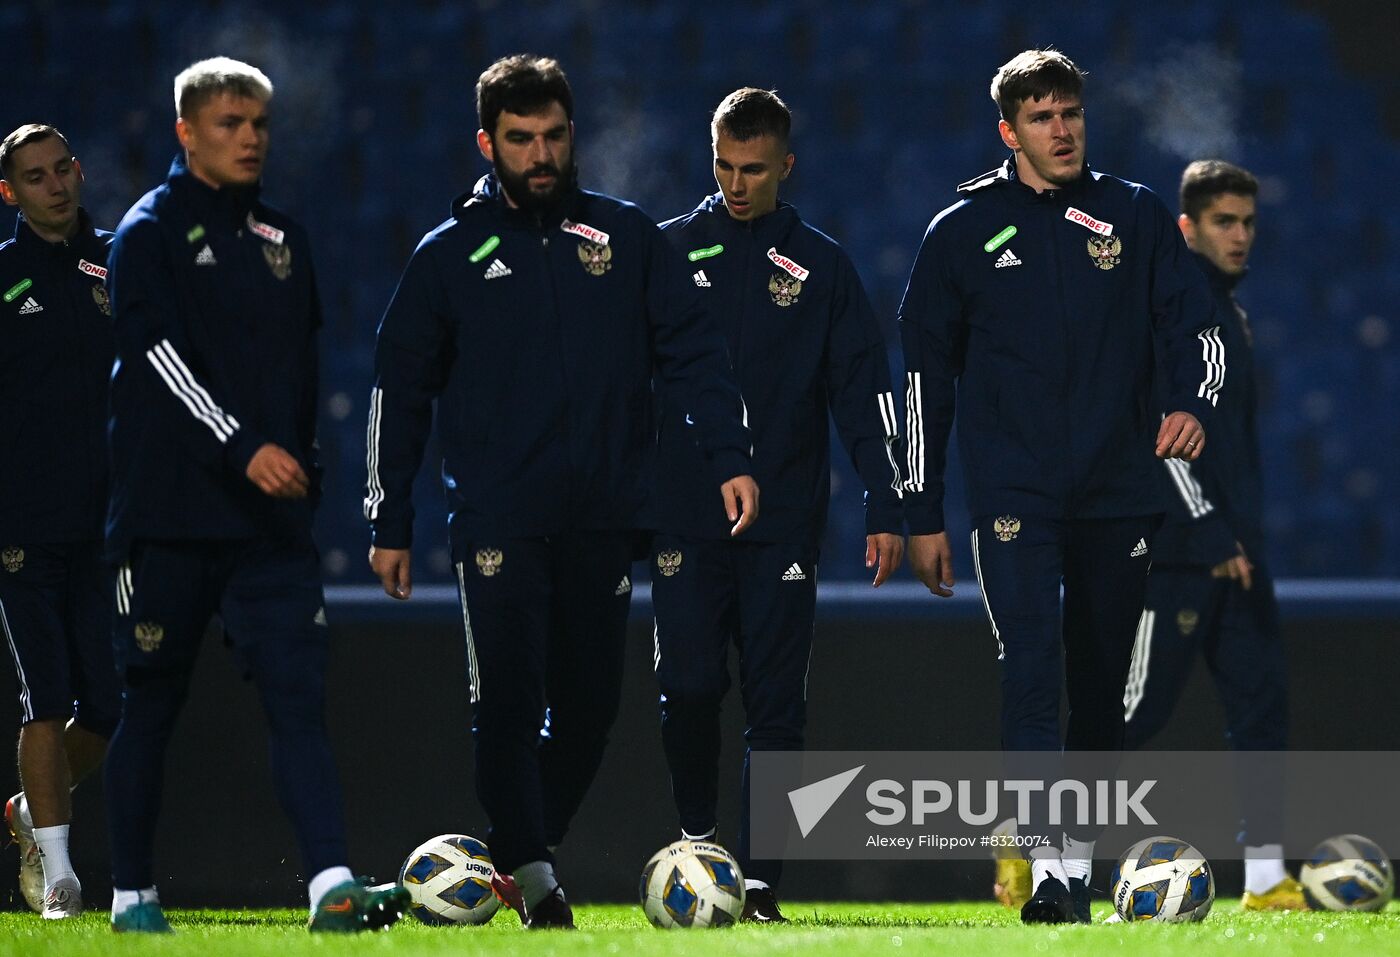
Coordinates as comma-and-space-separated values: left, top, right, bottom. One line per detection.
0, 210, 114, 542
656, 194, 903, 544
366, 174, 751, 554
899, 158, 1224, 533
106, 156, 322, 557
1154, 254, 1263, 566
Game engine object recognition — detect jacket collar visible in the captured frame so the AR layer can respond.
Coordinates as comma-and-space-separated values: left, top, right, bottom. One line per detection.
1003, 153, 1094, 200
13, 206, 97, 253
456, 172, 581, 229
165, 153, 260, 225
695, 192, 800, 242
1192, 250, 1246, 294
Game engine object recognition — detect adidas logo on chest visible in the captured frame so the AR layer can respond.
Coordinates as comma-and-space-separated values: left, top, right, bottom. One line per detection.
781, 563, 807, 581
994, 248, 1022, 268
693, 269, 711, 287
483, 258, 512, 280
16, 296, 44, 314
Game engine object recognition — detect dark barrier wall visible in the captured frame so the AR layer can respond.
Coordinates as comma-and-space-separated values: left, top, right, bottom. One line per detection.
2, 611, 1395, 908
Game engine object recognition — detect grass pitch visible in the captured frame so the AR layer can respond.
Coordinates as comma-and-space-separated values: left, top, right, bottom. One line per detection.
3, 900, 1399, 957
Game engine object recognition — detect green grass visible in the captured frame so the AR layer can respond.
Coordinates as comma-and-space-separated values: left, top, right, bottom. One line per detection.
3, 901, 1400, 957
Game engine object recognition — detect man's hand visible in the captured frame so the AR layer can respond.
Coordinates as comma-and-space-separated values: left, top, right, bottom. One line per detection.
908, 532, 955, 597
369, 546, 412, 599
865, 533, 905, 587
721, 475, 760, 536
1210, 544, 1254, 591
246, 443, 310, 498
1156, 412, 1204, 461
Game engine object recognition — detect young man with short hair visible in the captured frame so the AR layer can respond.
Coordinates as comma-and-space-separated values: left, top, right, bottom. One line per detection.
1123, 160, 1299, 910
103, 56, 408, 933
899, 49, 1224, 923
0, 124, 118, 919
365, 55, 755, 929
651, 88, 904, 922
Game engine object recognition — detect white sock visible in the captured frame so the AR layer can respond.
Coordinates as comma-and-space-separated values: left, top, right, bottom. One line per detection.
682, 828, 716, 841
112, 886, 159, 917
34, 824, 76, 888
744, 879, 770, 892
308, 866, 355, 913
1061, 835, 1094, 883
1244, 845, 1287, 894
513, 860, 560, 910
1029, 845, 1069, 889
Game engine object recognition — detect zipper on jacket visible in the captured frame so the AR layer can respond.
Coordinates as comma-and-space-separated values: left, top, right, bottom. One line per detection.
1046, 190, 1074, 514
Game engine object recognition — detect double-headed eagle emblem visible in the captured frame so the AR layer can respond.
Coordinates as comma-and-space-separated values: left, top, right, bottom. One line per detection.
1087, 235, 1122, 270
578, 241, 612, 276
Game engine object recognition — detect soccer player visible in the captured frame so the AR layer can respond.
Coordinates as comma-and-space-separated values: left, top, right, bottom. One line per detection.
365, 55, 755, 929
1122, 160, 1300, 909
899, 49, 1223, 924
0, 124, 118, 919
102, 57, 408, 933
652, 88, 904, 922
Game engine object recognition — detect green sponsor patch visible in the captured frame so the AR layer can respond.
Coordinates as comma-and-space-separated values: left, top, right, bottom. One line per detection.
687, 244, 724, 262
3, 278, 32, 303
469, 235, 501, 263
983, 225, 1018, 253
186, 224, 206, 244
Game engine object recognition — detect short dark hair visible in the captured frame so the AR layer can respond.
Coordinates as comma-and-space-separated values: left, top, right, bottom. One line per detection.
0, 124, 72, 178
1179, 159, 1259, 220
711, 88, 791, 145
990, 48, 1086, 124
476, 54, 573, 137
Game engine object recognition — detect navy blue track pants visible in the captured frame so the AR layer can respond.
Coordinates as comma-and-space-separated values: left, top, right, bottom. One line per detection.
651, 534, 818, 889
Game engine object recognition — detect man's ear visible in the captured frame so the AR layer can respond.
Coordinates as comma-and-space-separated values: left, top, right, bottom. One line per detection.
1178, 212, 1197, 247
998, 118, 1020, 152
477, 129, 494, 163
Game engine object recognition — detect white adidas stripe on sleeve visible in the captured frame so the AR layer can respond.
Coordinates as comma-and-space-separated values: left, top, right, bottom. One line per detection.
364, 387, 385, 520
146, 339, 240, 442
1196, 325, 1225, 407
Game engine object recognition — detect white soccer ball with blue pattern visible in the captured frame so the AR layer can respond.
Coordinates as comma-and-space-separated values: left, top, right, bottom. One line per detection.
398, 833, 501, 925
1300, 834, 1394, 911
1111, 835, 1215, 922
639, 840, 745, 928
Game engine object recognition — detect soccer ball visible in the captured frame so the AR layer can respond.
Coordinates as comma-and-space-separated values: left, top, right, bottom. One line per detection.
639, 840, 746, 928
1110, 835, 1215, 922
1300, 834, 1394, 912
398, 834, 501, 925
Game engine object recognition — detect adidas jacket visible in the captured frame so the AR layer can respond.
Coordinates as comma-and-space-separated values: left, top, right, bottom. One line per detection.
365, 174, 751, 553
1154, 254, 1263, 567
106, 155, 322, 557
899, 158, 1224, 534
0, 210, 114, 542
656, 194, 903, 545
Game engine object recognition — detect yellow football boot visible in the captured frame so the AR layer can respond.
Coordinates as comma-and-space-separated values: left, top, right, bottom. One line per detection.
991, 818, 1032, 909
1241, 875, 1307, 911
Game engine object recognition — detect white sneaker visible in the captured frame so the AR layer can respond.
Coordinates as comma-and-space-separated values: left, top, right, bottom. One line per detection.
42, 876, 83, 919
1103, 911, 1123, 924
5, 794, 43, 912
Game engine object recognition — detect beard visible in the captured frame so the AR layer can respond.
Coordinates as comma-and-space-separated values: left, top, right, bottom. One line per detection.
495, 154, 578, 214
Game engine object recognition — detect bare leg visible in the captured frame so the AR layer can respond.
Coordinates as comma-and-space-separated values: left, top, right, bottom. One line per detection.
17, 718, 109, 827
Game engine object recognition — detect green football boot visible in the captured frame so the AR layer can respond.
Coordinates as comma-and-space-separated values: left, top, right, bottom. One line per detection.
112, 901, 174, 933
308, 878, 410, 933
